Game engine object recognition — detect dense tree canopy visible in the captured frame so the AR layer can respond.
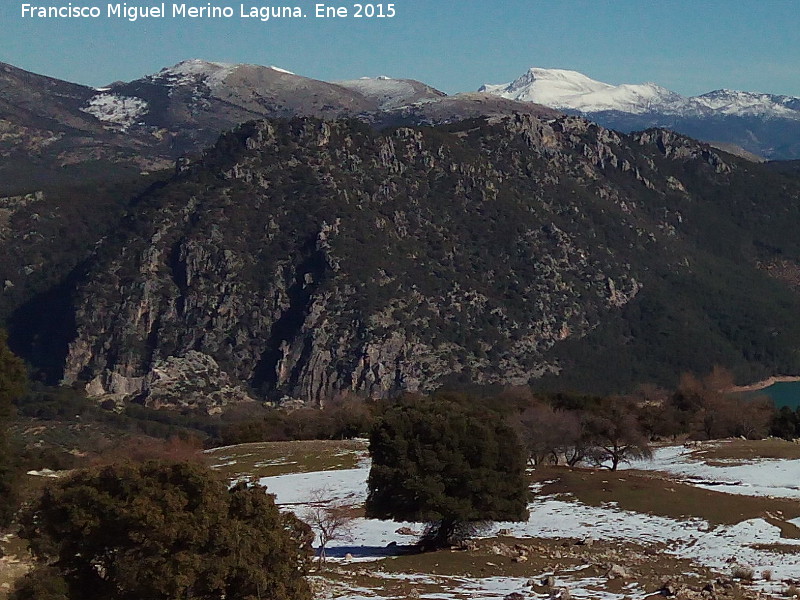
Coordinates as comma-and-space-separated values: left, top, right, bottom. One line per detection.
17, 461, 313, 600
0, 329, 27, 526
366, 394, 529, 547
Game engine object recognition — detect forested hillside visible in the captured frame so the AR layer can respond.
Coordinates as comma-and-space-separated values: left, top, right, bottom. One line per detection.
5, 114, 800, 404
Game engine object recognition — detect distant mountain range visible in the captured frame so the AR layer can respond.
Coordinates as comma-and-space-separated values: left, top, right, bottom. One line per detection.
0, 59, 565, 193
480, 68, 800, 160
6, 59, 800, 403
5, 58, 800, 186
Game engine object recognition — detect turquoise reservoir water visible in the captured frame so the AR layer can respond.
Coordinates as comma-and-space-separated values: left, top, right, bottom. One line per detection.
746, 381, 800, 409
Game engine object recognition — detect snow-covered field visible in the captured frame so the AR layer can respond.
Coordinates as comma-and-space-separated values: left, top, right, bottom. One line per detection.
624, 444, 800, 498
257, 444, 800, 599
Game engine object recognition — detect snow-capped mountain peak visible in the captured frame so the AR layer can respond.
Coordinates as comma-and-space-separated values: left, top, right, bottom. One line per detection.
480, 67, 688, 114
150, 59, 296, 88
511, 67, 613, 97
480, 67, 800, 121
693, 89, 800, 117
151, 59, 240, 88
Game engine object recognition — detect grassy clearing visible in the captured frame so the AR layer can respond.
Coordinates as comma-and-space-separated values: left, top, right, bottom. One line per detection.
533, 466, 800, 537
204, 439, 368, 479
688, 438, 800, 462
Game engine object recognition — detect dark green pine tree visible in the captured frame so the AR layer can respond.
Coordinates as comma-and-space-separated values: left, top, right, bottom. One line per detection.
366, 394, 530, 547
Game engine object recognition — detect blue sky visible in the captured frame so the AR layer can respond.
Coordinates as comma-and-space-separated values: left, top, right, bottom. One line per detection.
1, 0, 799, 96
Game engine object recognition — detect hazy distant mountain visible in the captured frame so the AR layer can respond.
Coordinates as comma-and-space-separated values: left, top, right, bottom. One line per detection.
480, 68, 690, 114
7, 58, 800, 178
480, 68, 800, 159
0, 60, 173, 193
2, 59, 573, 194
0, 59, 454, 193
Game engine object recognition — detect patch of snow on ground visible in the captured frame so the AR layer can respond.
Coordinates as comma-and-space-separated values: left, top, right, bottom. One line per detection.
345, 571, 643, 600
686, 518, 800, 583
82, 94, 148, 129
26, 468, 62, 478
259, 459, 800, 588
253, 459, 298, 467
260, 467, 366, 505
624, 445, 800, 498
259, 468, 416, 555
510, 499, 800, 583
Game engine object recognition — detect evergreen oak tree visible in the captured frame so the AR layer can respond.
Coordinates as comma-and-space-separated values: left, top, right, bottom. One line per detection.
365, 395, 529, 547
17, 461, 313, 600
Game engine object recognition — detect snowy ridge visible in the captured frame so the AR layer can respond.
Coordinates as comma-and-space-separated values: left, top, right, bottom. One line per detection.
481, 67, 800, 119
695, 89, 800, 117
481, 68, 613, 104
335, 76, 440, 110
150, 59, 295, 88
479, 68, 688, 114
155, 59, 240, 87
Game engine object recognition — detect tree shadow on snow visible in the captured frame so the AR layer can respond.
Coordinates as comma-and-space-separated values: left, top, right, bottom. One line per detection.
323, 543, 419, 559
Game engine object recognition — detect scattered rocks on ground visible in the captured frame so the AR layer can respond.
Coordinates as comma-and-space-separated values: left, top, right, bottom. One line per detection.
395, 527, 417, 535
550, 589, 571, 600
607, 564, 632, 579
512, 554, 528, 563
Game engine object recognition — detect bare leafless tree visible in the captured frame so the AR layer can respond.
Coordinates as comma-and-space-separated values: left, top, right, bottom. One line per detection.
585, 400, 652, 470
514, 403, 588, 466
302, 487, 356, 570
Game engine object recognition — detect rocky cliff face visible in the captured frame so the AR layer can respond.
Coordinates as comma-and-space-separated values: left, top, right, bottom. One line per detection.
52, 114, 789, 406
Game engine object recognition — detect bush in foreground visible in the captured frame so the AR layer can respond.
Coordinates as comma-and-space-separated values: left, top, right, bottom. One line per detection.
16, 461, 313, 600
